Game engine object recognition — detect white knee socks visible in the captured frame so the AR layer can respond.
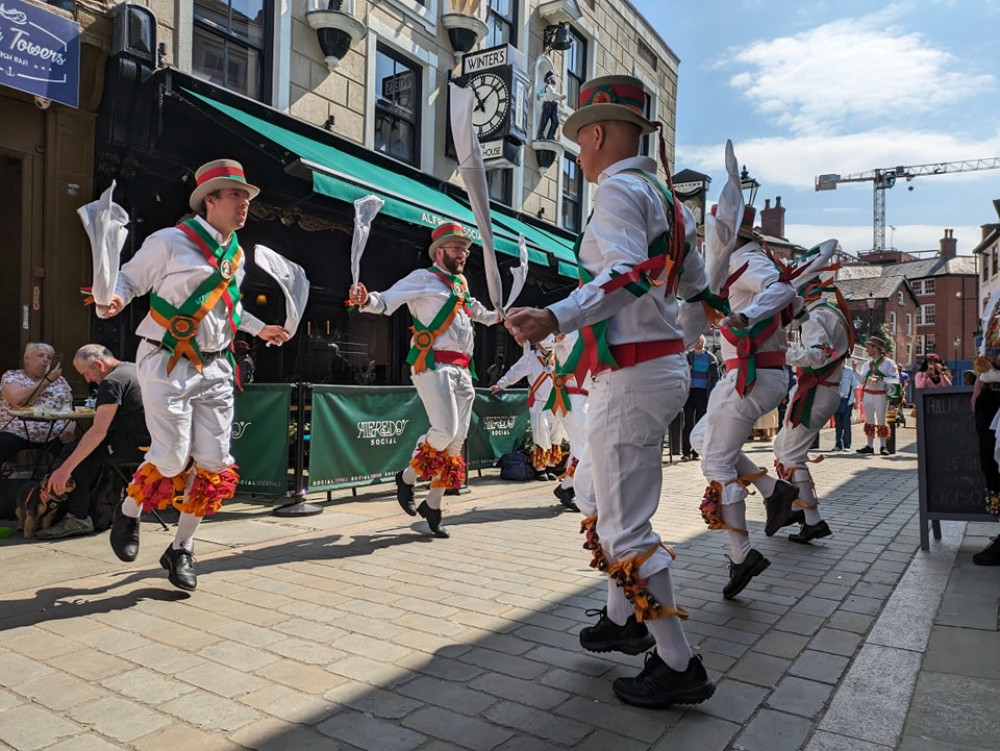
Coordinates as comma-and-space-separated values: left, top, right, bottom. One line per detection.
607, 578, 633, 626
721, 501, 753, 562
644, 569, 695, 671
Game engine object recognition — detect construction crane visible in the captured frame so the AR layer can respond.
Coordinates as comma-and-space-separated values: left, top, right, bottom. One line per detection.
815, 157, 1000, 252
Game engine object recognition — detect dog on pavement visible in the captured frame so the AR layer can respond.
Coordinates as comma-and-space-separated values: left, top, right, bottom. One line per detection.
14, 476, 73, 539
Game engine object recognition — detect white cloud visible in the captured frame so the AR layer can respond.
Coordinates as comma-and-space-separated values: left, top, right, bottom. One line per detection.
722, 9, 996, 136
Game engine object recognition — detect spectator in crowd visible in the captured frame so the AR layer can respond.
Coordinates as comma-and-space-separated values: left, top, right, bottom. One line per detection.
37, 345, 149, 539
235, 339, 255, 384
0, 342, 75, 468
915, 353, 952, 388
681, 336, 719, 461
833, 361, 859, 451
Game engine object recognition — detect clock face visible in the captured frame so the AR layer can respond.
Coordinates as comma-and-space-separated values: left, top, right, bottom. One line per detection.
470, 71, 510, 140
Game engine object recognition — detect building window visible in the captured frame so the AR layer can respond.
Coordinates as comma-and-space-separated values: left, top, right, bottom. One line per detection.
889, 311, 896, 333
906, 344, 912, 363
993, 246, 998, 277
374, 47, 421, 167
636, 37, 658, 71
487, 168, 512, 206
565, 26, 587, 113
906, 312, 912, 335
915, 335, 925, 358
562, 153, 583, 232
922, 278, 935, 295
917, 304, 935, 325
639, 92, 654, 157
485, 0, 517, 48
193, 0, 272, 101
911, 280, 922, 295
897, 291, 904, 306
927, 336, 936, 353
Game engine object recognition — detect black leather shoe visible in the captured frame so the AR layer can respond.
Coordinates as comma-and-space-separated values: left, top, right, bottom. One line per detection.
723, 549, 770, 600
417, 501, 450, 538
552, 485, 579, 512
159, 545, 197, 591
613, 653, 716, 709
764, 480, 798, 536
109, 505, 140, 562
973, 536, 1000, 566
579, 607, 654, 655
395, 471, 416, 516
782, 509, 805, 528
880, 447, 891, 456
788, 520, 832, 544
856, 446, 875, 454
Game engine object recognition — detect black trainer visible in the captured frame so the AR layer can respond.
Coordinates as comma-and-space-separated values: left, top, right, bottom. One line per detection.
782, 509, 806, 528
880, 447, 891, 456
723, 549, 770, 600
109, 505, 140, 562
553, 485, 579, 512
612, 652, 716, 709
159, 545, 197, 591
417, 501, 450, 539
788, 520, 832, 544
395, 471, 416, 516
856, 446, 875, 454
972, 536, 1000, 566
764, 480, 798, 536
579, 607, 655, 655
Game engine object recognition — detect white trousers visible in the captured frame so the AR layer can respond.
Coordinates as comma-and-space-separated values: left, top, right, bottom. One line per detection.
558, 393, 588, 486
574, 355, 688, 579
528, 402, 559, 453
862, 392, 888, 426
411, 364, 475, 454
137, 340, 235, 477
774, 384, 841, 469
690, 367, 788, 505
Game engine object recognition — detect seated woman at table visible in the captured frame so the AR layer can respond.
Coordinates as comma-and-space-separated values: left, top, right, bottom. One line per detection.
0, 342, 76, 469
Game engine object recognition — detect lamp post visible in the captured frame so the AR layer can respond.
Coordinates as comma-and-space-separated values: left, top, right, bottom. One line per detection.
955, 283, 976, 380
867, 293, 876, 342
953, 337, 961, 373
740, 165, 760, 208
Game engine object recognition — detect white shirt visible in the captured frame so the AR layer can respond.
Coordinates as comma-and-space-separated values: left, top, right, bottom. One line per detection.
496, 347, 555, 403
548, 156, 709, 345
115, 216, 265, 350
361, 267, 500, 356
854, 355, 899, 389
785, 300, 850, 382
719, 240, 797, 362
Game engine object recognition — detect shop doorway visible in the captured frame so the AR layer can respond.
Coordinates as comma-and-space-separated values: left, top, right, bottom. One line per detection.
0, 154, 25, 366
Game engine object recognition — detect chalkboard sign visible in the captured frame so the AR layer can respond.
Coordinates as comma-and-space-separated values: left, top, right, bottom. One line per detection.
916, 385, 994, 549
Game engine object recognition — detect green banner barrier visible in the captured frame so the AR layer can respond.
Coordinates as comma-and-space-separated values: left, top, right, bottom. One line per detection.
469, 389, 529, 469
308, 386, 431, 491
232, 384, 292, 494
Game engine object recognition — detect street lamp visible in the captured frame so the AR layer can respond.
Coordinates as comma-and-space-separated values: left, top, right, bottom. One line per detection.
867, 293, 876, 341
740, 165, 760, 208
953, 337, 961, 373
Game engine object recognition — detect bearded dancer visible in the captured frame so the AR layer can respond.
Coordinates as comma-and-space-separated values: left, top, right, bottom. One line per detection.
854, 336, 899, 455
100, 159, 290, 590
689, 207, 800, 600
349, 223, 500, 538
506, 75, 716, 709
774, 260, 851, 544
491, 337, 564, 480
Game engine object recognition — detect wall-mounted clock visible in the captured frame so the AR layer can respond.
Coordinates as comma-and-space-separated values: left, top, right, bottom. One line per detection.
469, 70, 510, 140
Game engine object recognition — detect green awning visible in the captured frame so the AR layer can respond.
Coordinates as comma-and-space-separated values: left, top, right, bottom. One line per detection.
185, 90, 577, 277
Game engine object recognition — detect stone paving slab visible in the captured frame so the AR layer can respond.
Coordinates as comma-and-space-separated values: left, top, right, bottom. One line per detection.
0, 425, 997, 750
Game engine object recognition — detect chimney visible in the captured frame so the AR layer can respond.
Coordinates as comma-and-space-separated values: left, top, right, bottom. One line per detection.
939, 228, 957, 258
760, 196, 785, 239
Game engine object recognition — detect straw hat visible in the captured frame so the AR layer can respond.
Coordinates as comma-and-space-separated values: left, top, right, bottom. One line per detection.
561, 75, 657, 142
867, 336, 887, 351
428, 222, 472, 259
188, 159, 260, 212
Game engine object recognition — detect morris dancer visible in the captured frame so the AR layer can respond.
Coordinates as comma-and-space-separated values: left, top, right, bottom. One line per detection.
100, 159, 290, 590
349, 223, 500, 538
546, 330, 589, 511
506, 75, 716, 709
774, 265, 851, 543
491, 337, 564, 480
854, 336, 899, 455
689, 207, 799, 600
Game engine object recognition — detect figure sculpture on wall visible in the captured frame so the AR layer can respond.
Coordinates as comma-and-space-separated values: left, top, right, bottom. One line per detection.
535, 71, 565, 141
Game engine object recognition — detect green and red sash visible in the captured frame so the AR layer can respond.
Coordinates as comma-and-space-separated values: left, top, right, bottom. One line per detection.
526, 352, 555, 408
720, 315, 781, 396
407, 268, 473, 375
150, 219, 242, 374
787, 357, 844, 428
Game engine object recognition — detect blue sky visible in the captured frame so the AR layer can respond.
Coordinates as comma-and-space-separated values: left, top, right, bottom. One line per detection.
630, 0, 1000, 256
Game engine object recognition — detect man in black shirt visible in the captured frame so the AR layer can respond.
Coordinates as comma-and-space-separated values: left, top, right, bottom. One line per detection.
38, 344, 150, 538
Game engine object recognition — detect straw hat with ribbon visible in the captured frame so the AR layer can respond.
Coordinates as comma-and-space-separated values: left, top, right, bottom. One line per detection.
188, 159, 260, 212
428, 222, 472, 259
561, 75, 657, 142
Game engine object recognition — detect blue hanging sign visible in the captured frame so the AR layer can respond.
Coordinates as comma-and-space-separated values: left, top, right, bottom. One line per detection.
0, 0, 80, 108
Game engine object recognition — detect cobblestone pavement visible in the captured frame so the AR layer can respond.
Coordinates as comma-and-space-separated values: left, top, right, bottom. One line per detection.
0, 425, 997, 750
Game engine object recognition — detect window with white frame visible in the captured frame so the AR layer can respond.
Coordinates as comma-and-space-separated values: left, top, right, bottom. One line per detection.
193, 0, 273, 101
485, 0, 517, 48
564, 26, 587, 114
917, 303, 935, 325
906, 344, 912, 363
897, 290, 904, 305
922, 278, 935, 295
915, 335, 925, 358
906, 312, 912, 335
889, 312, 896, 332
374, 46, 421, 167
